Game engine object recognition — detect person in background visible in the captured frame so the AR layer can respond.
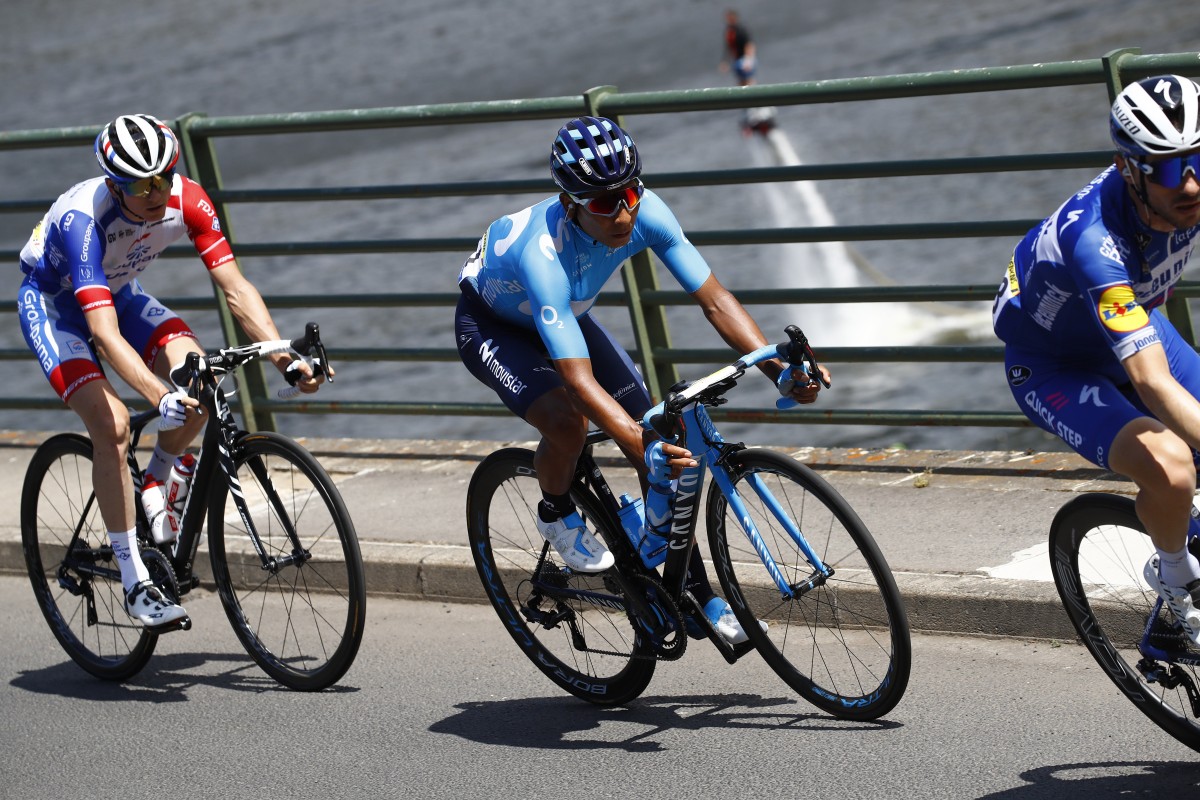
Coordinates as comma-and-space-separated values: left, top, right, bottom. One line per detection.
17, 114, 326, 631
455, 115, 829, 643
720, 9, 757, 87
993, 75, 1200, 643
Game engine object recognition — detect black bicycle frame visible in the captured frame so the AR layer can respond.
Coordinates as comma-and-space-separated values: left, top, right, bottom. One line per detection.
125, 375, 305, 591
571, 431, 754, 663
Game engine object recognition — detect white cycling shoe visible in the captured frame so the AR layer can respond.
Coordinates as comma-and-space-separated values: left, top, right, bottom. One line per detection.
535, 510, 614, 573
703, 596, 767, 645
125, 580, 190, 632
1144, 555, 1200, 646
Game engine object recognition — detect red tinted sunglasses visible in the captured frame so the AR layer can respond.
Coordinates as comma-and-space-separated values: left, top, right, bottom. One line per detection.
571, 180, 644, 217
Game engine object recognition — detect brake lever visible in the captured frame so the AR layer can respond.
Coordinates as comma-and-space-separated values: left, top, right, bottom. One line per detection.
784, 325, 830, 388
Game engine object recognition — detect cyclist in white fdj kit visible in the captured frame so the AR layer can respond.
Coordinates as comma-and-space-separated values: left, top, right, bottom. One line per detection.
456, 116, 830, 643
17, 114, 327, 631
993, 76, 1200, 642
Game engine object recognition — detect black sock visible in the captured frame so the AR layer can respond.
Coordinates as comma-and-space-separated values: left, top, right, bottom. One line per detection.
539, 492, 574, 523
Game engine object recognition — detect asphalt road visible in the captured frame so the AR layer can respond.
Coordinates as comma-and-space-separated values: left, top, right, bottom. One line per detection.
2, 574, 1197, 800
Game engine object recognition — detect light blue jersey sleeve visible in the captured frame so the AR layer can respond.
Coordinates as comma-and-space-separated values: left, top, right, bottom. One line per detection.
637, 190, 712, 293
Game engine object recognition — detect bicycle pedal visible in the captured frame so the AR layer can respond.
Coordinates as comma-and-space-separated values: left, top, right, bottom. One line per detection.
146, 615, 192, 634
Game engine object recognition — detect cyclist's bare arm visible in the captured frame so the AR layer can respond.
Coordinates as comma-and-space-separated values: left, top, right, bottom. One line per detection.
1123, 344, 1200, 452
690, 274, 830, 402
209, 260, 330, 393
554, 357, 695, 478
86, 305, 199, 412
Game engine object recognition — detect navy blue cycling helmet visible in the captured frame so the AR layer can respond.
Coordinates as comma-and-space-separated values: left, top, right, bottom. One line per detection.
1110, 75, 1200, 157
550, 116, 641, 195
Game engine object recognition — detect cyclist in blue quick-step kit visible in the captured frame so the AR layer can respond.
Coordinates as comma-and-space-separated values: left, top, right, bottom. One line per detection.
993, 75, 1200, 643
17, 114, 327, 630
456, 115, 830, 643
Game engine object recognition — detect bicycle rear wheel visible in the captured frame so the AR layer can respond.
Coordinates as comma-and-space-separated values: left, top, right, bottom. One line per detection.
208, 432, 365, 691
1050, 493, 1200, 753
21, 433, 156, 680
466, 448, 655, 705
707, 449, 911, 720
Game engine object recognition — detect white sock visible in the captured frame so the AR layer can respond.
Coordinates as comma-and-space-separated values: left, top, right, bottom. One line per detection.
1156, 545, 1200, 587
108, 529, 150, 592
145, 444, 180, 483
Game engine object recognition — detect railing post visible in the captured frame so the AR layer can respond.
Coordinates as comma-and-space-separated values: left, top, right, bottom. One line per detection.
174, 113, 277, 432
583, 86, 678, 401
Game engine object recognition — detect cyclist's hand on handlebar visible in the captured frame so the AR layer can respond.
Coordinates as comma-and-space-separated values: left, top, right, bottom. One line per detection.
281, 358, 330, 395
158, 390, 201, 430
644, 439, 696, 483
776, 363, 831, 405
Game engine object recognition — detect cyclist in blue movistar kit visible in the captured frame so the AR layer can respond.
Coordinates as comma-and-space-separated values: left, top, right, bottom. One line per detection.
993, 75, 1200, 643
18, 115, 327, 632
457, 116, 829, 644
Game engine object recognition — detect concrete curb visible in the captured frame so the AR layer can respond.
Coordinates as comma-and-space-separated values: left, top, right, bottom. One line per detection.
3, 536, 1079, 642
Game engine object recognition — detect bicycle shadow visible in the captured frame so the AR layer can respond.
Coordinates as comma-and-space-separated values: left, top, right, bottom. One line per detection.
10, 652, 361, 701
977, 761, 1199, 798
430, 692, 900, 752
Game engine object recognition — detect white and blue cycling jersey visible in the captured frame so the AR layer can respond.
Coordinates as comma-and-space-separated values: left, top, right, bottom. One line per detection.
992, 165, 1200, 468
457, 189, 711, 361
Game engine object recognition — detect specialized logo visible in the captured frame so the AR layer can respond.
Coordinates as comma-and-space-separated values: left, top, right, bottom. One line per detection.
1080, 385, 1107, 408
1007, 365, 1031, 387
1097, 286, 1148, 332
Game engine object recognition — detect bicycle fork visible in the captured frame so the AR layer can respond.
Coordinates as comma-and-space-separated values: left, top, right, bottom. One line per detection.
708, 466, 832, 600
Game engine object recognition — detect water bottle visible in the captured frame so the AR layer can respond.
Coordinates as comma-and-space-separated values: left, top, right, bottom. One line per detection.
616, 493, 645, 553
141, 476, 179, 545
165, 453, 196, 519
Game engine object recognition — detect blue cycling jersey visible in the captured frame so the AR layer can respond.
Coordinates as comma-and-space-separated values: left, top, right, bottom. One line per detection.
993, 165, 1200, 469
993, 165, 1200, 369
457, 189, 711, 360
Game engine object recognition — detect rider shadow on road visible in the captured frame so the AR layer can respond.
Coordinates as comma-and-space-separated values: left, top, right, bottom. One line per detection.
978, 761, 1199, 798
430, 692, 901, 752
11, 652, 361, 702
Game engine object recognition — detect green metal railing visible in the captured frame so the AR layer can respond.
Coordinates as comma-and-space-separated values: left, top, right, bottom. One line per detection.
3, 47, 1198, 434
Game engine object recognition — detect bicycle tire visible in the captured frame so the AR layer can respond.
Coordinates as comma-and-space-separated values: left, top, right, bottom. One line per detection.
208, 432, 365, 691
21, 433, 156, 680
1050, 492, 1200, 753
706, 449, 911, 720
466, 447, 655, 705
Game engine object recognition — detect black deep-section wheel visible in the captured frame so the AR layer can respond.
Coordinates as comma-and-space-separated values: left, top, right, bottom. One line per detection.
707, 449, 911, 720
1050, 492, 1200, 753
208, 432, 365, 691
21, 433, 156, 680
466, 447, 655, 705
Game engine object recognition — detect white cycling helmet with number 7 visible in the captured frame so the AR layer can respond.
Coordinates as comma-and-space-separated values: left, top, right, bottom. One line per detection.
1110, 74, 1200, 157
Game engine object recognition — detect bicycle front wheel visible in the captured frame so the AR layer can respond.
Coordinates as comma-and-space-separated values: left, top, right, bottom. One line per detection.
1050, 493, 1200, 753
466, 448, 655, 705
208, 432, 365, 691
707, 450, 911, 720
21, 433, 156, 680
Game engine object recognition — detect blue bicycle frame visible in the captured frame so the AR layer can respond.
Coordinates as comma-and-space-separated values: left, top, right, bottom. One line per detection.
640, 340, 833, 603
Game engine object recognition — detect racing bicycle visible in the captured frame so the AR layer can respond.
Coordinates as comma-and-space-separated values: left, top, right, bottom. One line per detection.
1050, 492, 1200, 752
466, 326, 911, 719
22, 323, 366, 691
